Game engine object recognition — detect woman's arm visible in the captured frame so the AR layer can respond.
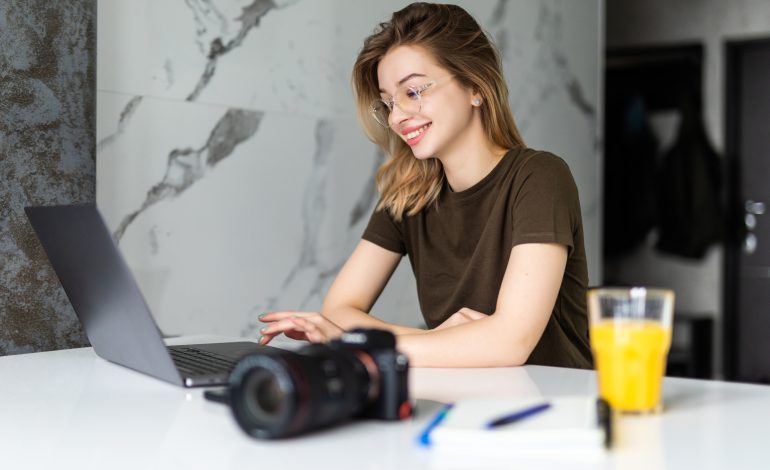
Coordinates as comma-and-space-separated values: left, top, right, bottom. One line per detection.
319, 240, 425, 335
260, 241, 567, 368
258, 240, 426, 344
397, 242, 567, 367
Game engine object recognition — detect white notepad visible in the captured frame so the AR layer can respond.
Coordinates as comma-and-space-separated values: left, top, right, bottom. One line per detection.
424, 396, 608, 464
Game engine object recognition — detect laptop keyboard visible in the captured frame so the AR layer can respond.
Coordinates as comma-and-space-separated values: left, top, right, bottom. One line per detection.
167, 346, 237, 377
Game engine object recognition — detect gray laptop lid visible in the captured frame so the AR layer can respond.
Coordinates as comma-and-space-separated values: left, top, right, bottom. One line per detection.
25, 204, 184, 386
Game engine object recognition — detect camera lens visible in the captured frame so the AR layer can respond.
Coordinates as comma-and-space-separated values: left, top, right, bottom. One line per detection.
229, 346, 372, 439
229, 353, 297, 439
242, 367, 287, 426
254, 373, 283, 412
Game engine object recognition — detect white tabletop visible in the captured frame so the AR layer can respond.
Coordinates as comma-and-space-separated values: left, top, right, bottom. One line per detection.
1, 336, 768, 470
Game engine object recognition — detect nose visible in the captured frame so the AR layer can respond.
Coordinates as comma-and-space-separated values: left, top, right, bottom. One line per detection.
388, 104, 412, 128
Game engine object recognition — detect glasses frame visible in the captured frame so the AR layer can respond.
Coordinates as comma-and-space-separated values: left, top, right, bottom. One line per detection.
370, 81, 437, 128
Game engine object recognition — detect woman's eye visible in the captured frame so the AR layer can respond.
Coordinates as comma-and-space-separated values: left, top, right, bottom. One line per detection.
405, 88, 420, 100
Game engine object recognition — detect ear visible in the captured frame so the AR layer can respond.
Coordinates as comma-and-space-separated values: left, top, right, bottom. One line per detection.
470, 88, 483, 107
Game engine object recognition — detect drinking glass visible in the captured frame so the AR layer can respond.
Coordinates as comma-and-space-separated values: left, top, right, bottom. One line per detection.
588, 287, 675, 414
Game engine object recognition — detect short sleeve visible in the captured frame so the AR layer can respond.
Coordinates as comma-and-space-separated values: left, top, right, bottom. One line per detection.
362, 204, 407, 255
511, 153, 580, 252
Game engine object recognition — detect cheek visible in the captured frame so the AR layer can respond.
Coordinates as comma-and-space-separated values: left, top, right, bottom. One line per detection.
425, 100, 472, 131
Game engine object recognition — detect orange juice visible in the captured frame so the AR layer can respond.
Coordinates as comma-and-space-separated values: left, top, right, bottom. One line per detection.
590, 320, 672, 413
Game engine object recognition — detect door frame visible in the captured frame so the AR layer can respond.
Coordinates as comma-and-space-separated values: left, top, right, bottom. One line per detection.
723, 36, 770, 381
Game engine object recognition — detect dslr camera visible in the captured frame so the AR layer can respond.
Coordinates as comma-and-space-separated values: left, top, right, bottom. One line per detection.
225, 328, 412, 439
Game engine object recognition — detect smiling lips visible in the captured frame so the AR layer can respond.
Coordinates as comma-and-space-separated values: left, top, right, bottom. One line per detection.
402, 122, 432, 146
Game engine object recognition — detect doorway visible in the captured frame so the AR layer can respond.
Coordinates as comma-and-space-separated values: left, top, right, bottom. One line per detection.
724, 38, 770, 384
604, 44, 720, 379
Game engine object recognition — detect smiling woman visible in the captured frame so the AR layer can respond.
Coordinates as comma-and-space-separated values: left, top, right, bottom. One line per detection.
259, 2, 592, 369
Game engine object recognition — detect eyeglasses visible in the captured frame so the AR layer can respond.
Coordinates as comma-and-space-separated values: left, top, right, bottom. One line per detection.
370, 81, 436, 128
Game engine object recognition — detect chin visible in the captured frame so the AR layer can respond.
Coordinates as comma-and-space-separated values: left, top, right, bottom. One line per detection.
407, 140, 439, 160
411, 149, 434, 160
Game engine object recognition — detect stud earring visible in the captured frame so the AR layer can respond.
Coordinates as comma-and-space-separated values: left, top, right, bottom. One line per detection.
472, 98, 482, 106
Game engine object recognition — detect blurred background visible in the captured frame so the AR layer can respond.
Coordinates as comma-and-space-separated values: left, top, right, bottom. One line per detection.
2, 0, 769, 384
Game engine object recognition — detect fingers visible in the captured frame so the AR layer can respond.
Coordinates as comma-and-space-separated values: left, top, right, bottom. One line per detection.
257, 311, 320, 344
259, 316, 306, 342
257, 313, 343, 344
283, 330, 310, 341
456, 307, 488, 320
258, 333, 273, 345
290, 317, 325, 343
435, 308, 489, 330
259, 311, 317, 323
435, 311, 463, 330
291, 316, 343, 343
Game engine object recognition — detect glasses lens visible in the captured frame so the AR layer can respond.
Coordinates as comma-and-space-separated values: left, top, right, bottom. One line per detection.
371, 101, 390, 127
371, 83, 429, 127
394, 86, 423, 117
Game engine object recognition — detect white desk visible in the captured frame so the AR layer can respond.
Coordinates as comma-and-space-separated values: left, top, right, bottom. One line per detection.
1, 336, 768, 470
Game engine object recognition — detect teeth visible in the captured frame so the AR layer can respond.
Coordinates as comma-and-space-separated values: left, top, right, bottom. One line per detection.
406, 123, 430, 140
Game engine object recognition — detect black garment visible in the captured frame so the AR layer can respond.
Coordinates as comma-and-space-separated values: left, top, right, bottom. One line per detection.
603, 96, 659, 257
655, 98, 723, 258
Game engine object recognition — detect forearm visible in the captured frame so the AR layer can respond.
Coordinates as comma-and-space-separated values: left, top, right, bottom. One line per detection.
321, 305, 426, 336
396, 314, 539, 367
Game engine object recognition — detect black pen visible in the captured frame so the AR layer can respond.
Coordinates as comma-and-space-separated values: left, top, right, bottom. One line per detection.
485, 402, 552, 429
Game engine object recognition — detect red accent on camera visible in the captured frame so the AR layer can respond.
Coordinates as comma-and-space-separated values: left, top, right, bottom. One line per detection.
399, 401, 413, 419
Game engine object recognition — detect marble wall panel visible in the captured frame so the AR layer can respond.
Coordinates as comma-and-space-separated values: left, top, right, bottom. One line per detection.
96, 0, 601, 339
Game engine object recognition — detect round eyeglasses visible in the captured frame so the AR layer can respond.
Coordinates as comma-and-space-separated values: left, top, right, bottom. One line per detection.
370, 81, 435, 128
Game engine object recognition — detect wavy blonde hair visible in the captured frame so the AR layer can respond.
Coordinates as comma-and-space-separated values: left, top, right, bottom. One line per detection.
351, 2, 525, 221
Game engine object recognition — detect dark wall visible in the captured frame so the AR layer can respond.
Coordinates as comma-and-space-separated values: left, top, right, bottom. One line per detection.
0, 0, 95, 354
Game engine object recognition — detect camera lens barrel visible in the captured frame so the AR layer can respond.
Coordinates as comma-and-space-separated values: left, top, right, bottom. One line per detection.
228, 347, 371, 439
227, 329, 411, 439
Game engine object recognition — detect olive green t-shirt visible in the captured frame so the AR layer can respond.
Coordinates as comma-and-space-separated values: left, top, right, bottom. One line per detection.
362, 147, 592, 369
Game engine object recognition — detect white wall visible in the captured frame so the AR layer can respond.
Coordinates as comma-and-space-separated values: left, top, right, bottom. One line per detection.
606, 0, 770, 376
96, 0, 602, 339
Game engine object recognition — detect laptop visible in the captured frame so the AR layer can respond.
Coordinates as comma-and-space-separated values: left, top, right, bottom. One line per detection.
25, 203, 272, 387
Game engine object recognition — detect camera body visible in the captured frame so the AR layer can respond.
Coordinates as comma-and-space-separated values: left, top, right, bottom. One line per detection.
321, 329, 412, 421
227, 328, 412, 439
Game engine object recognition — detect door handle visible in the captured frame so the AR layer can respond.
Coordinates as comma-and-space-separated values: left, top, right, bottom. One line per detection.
744, 200, 767, 254
746, 200, 766, 215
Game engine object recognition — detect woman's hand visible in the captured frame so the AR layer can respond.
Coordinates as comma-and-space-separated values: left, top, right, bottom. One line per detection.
434, 307, 488, 330
258, 311, 344, 345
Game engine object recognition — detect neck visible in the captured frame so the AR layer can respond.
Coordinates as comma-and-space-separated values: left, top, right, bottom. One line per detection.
437, 119, 507, 192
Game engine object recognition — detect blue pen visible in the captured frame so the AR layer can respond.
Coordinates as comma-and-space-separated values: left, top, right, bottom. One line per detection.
485, 402, 552, 429
417, 403, 454, 446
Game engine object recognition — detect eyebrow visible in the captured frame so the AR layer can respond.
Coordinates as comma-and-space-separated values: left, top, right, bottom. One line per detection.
378, 73, 427, 93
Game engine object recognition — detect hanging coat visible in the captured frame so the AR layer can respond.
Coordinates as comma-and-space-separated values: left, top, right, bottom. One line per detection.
655, 96, 723, 258
604, 95, 659, 257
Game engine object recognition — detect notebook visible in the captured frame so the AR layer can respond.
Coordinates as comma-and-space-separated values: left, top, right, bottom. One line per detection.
25, 203, 272, 387
420, 396, 610, 464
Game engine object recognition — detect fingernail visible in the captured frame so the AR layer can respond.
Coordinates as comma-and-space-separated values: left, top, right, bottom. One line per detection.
258, 335, 265, 344
258, 313, 266, 320
259, 327, 267, 334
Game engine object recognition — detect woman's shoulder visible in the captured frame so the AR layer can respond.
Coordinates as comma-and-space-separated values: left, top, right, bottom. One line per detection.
506, 147, 572, 180
508, 147, 568, 169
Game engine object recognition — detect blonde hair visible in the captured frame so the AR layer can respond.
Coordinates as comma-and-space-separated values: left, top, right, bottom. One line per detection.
351, 2, 525, 221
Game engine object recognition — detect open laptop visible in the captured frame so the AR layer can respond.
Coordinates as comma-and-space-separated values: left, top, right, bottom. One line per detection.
25, 203, 272, 387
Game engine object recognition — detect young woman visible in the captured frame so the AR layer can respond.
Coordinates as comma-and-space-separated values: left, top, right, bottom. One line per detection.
259, 2, 592, 369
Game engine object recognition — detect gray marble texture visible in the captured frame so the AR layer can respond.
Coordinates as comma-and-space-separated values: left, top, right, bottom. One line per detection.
0, 0, 95, 354
96, 0, 602, 339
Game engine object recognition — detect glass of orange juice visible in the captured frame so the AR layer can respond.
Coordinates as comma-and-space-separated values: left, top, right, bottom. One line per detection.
588, 287, 675, 414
